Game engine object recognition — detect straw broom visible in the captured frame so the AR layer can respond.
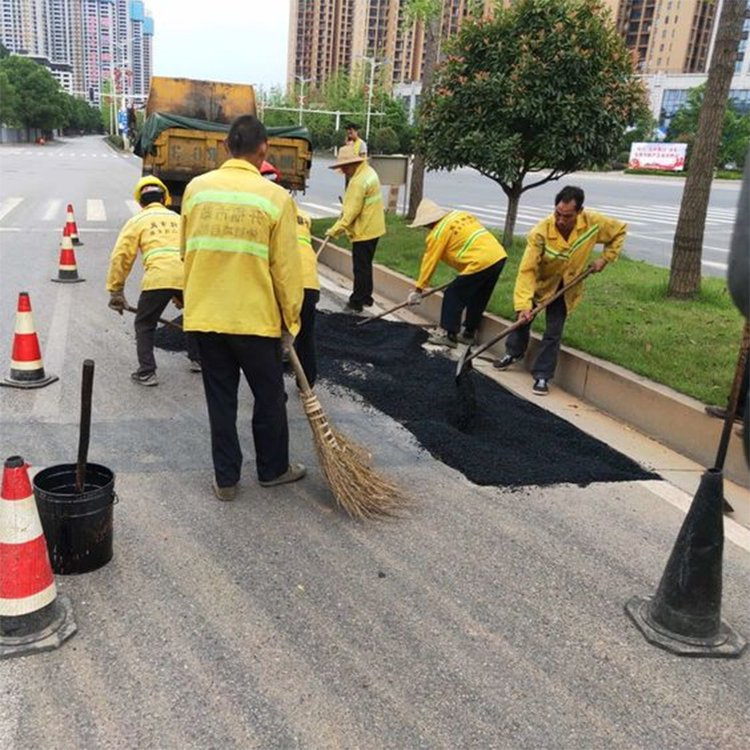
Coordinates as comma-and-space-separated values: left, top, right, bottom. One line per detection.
286, 344, 410, 520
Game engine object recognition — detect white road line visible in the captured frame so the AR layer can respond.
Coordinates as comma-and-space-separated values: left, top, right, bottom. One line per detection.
126, 200, 141, 215
622, 205, 736, 225
43, 199, 62, 221
87, 198, 106, 221
300, 202, 340, 215
0, 197, 23, 222
459, 204, 543, 221
702, 259, 728, 270
627, 231, 729, 255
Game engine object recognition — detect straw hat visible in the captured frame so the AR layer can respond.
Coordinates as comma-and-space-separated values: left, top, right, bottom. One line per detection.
408, 199, 451, 228
329, 144, 366, 169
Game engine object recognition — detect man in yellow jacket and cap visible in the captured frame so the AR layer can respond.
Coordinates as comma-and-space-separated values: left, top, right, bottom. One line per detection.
181, 115, 305, 501
407, 199, 507, 347
494, 185, 627, 395
106, 175, 201, 386
325, 144, 385, 313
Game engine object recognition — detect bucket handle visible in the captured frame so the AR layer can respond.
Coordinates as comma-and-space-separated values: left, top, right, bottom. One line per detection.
39, 491, 119, 519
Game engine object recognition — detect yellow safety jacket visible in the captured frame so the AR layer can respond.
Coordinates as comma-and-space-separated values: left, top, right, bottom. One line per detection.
180, 159, 303, 337
514, 209, 627, 314
297, 211, 320, 291
106, 203, 184, 293
351, 137, 367, 157
416, 211, 507, 290
328, 161, 386, 242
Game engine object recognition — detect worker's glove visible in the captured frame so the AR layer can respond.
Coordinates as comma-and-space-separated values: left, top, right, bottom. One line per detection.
324, 228, 335, 239
171, 296, 183, 310
407, 291, 422, 306
108, 291, 127, 315
281, 330, 295, 351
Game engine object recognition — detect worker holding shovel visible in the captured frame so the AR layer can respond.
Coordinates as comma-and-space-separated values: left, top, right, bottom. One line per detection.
494, 185, 627, 396
106, 176, 201, 386
406, 199, 507, 348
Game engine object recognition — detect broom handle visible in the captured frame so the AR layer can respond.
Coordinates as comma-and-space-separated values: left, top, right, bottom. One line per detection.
123, 304, 183, 330
75, 359, 95, 494
315, 236, 331, 259
286, 342, 314, 397
356, 281, 453, 326
713, 319, 750, 470
462, 266, 595, 367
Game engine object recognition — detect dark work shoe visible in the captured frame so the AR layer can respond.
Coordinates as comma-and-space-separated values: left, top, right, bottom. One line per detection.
212, 479, 237, 501
259, 462, 306, 487
532, 378, 549, 396
363, 297, 374, 307
456, 330, 476, 346
131, 371, 158, 386
345, 302, 364, 314
426, 328, 458, 348
493, 354, 519, 370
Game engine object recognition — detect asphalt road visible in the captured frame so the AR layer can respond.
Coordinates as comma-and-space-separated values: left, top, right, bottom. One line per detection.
1, 136, 749, 749
301, 153, 742, 278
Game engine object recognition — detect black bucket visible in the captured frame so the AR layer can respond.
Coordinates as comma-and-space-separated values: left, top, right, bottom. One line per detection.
32, 463, 116, 575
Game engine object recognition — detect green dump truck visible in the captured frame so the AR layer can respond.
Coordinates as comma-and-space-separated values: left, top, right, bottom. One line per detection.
135, 77, 312, 209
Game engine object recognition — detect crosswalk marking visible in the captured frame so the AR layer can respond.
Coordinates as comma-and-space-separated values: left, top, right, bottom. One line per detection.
0, 197, 23, 221
43, 199, 61, 221
300, 201, 340, 215
86, 199, 106, 221
126, 200, 140, 215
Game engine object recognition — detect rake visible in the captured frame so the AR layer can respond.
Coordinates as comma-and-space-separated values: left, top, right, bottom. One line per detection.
286, 344, 410, 520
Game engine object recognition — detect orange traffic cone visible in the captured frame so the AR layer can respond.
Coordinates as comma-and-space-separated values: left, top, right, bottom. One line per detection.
0, 456, 77, 659
65, 203, 82, 245
51, 226, 85, 283
2, 292, 58, 389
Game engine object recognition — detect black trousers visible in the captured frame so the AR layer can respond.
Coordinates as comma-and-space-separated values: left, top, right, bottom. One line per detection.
350, 238, 379, 308
504, 291, 568, 379
441, 259, 506, 335
134, 288, 199, 374
294, 289, 319, 387
194, 333, 289, 486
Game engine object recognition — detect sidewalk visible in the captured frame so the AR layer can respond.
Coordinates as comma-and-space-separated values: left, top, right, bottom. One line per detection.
316, 245, 750, 534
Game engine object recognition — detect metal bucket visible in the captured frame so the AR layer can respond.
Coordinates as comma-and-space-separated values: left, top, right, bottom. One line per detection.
32, 463, 116, 575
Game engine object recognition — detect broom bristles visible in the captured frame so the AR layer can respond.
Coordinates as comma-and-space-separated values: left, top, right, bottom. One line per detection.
300, 392, 410, 520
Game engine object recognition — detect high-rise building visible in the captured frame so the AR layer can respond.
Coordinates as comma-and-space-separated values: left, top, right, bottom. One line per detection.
0, 0, 154, 105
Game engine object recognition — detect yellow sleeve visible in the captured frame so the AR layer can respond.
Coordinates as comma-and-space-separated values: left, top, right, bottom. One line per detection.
106, 217, 140, 292
595, 212, 627, 263
328, 178, 365, 237
269, 195, 304, 336
416, 230, 446, 290
513, 228, 545, 311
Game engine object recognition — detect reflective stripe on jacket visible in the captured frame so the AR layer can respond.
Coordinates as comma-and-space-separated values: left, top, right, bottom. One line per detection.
328, 161, 385, 242
416, 211, 507, 290
297, 220, 320, 291
514, 209, 626, 314
180, 159, 303, 337
106, 203, 184, 292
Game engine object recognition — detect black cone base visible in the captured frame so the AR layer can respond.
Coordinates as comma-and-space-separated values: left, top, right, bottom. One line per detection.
625, 595, 747, 657
0, 595, 77, 660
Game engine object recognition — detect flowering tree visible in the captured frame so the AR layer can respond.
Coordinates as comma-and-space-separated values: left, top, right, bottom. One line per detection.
419, 0, 648, 245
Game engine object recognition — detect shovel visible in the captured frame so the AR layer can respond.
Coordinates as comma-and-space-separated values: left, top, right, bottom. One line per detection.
75, 359, 95, 493
356, 282, 452, 327
455, 266, 595, 380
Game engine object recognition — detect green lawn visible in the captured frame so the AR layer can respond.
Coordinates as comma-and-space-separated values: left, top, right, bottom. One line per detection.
313, 214, 744, 406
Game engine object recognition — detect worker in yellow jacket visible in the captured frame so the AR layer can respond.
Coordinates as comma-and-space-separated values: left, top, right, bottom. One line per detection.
106, 175, 200, 386
294, 207, 320, 386
325, 144, 385, 313
494, 185, 627, 396
181, 115, 305, 500
407, 199, 507, 347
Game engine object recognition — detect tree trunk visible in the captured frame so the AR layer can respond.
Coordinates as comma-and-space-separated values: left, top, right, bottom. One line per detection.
668, 0, 745, 299
502, 183, 522, 248
407, 13, 441, 220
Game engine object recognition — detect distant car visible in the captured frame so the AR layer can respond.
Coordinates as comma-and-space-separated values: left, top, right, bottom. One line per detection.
260, 160, 281, 182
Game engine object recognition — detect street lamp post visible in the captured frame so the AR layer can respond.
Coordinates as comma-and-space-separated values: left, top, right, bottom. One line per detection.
295, 75, 314, 126
361, 56, 387, 141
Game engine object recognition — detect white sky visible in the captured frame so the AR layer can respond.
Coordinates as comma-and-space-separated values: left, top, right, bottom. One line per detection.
147, 0, 291, 91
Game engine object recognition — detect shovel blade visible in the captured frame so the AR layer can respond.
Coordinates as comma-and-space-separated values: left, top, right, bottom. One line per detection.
455, 345, 472, 380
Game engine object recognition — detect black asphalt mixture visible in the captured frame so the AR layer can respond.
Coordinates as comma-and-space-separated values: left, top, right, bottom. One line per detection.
154, 312, 658, 488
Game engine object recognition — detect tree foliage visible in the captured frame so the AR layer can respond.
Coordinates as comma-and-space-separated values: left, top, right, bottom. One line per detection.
668, 84, 750, 169
419, 0, 649, 244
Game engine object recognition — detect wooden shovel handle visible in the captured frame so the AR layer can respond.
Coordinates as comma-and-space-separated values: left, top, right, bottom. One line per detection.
75, 359, 95, 494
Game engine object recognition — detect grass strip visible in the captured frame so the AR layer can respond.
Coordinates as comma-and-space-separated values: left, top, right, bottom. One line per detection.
312, 214, 744, 406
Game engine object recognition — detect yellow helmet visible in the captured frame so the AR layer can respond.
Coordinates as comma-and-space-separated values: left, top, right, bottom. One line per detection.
134, 176, 171, 207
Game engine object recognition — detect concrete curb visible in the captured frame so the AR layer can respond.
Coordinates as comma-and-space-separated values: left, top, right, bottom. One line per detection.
315, 238, 748, 487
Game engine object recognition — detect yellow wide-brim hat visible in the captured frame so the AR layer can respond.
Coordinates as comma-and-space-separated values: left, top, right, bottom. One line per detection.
328, 144, 366, 169
408, 199, 451, 228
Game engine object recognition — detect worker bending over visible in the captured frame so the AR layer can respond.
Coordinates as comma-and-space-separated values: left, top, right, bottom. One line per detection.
407, 199, 507, 348
325, 145, 385, 313
106, 176, 200, 386
495, 185, 626, 395
294, 208, 320, 386
181, 115, 305, 501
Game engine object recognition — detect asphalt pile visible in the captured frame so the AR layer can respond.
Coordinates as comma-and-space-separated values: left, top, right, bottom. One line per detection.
153, 311, 658, 488
316, 312, 658, 488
